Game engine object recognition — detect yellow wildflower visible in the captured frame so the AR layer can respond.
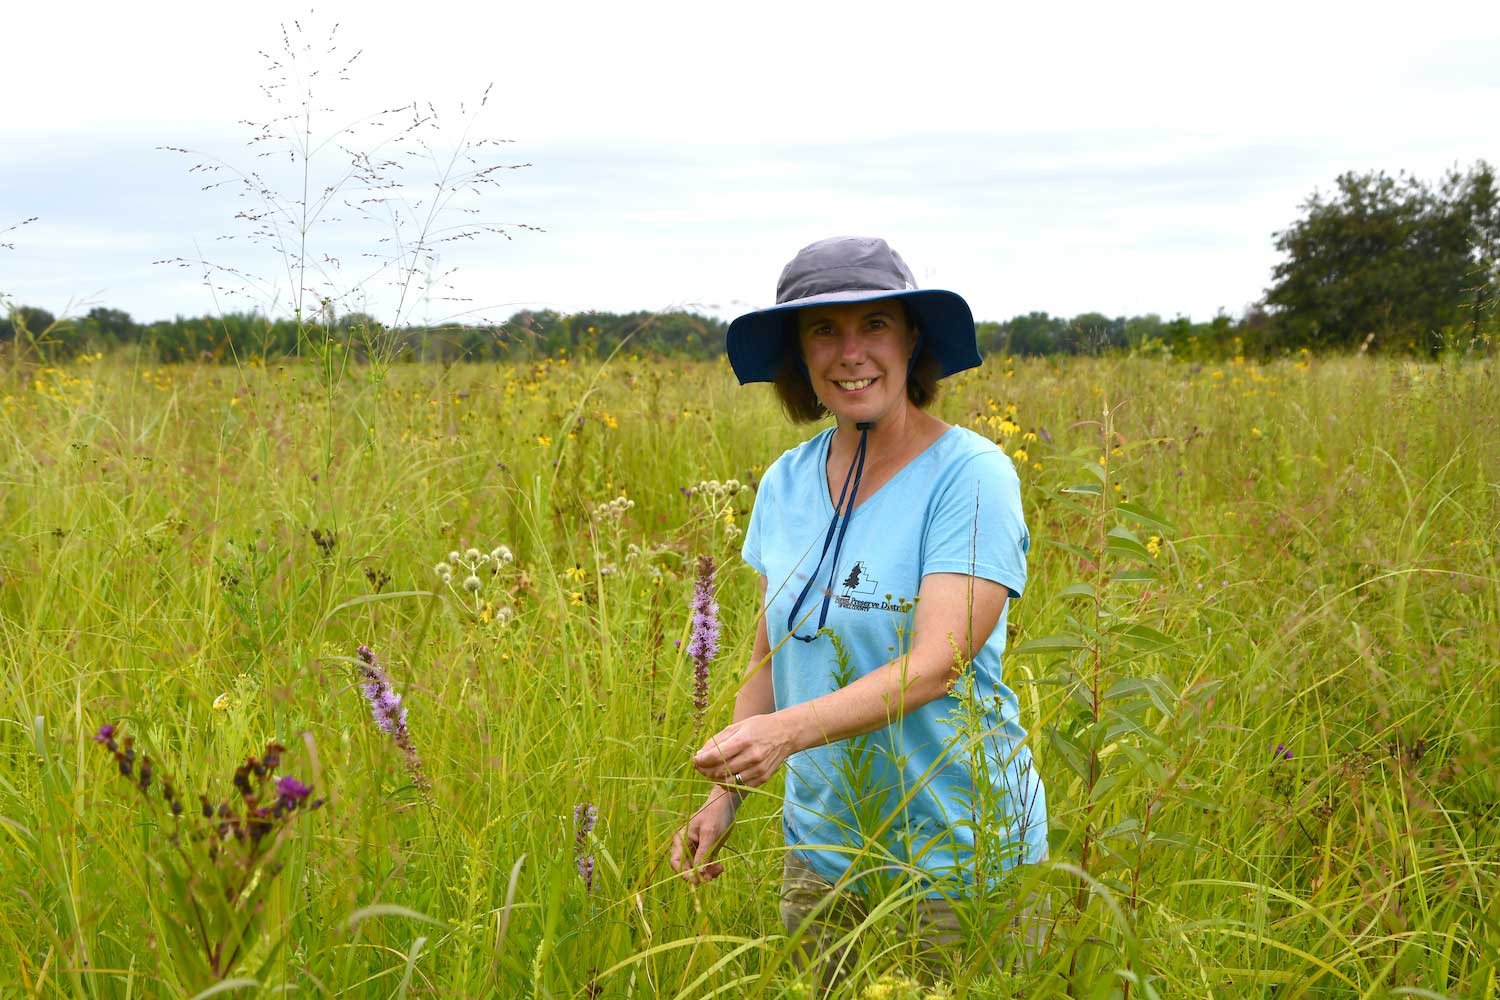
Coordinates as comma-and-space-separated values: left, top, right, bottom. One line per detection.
537, 435, 552, 448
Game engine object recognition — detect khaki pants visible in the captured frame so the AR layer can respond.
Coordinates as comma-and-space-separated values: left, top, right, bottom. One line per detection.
778, 852, 1051, 990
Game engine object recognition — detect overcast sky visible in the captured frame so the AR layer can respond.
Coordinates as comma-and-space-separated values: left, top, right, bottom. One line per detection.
4, 0, 1498, 326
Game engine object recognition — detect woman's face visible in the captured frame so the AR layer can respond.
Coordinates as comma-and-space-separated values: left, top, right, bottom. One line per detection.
796, 297, 917, 428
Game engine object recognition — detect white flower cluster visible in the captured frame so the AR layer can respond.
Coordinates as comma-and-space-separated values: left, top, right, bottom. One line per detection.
434, 545, 515, 615
690, 479, 749, 540
592, 495, 635, 522
436, 546, 513, 588
690, 479, 748, 500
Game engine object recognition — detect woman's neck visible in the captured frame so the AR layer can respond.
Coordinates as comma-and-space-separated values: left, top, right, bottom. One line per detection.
829, 404, 945, 463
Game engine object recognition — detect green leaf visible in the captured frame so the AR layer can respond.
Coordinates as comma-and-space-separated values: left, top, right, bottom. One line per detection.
1177, 793, 1221, 813
1105, 525, 1154, 561
347, 903, 450, 931
1068, 682, 1097, 714
1110, 623, 1173, 651
1011, 634, 1087, 655
1056, 582, 1097, 599
1044, 539, 1095, 562
1104, 677, 1156, 701
187, 980, 261, 1000
1116, 501, 1176, 534
1106, 538, 1155, 562
1061, 482, 1103, 496
1141, 676, 1178, 718
1110, 568, 1158, 583
1149, 831, 1204, 853
1101, 817, 1142, 839
1048, 727, 1093, 783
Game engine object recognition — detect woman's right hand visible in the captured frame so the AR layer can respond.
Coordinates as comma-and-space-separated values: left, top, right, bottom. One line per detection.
670, 787, 739, 885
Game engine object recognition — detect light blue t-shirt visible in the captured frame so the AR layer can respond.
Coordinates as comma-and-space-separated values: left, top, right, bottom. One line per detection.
742, 424, 1047, 893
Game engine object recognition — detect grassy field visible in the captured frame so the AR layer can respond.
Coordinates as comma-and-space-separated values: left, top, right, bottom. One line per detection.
1, 350, 1497, 999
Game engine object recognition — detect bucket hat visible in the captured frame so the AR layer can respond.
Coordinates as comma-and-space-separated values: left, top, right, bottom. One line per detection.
725, 236, 980, 385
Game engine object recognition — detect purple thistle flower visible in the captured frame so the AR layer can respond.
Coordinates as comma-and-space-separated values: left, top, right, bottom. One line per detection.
355, 645, 431, 800
94, 723, 116, 743
276, 775, 312, 808
687, 555, 719, 731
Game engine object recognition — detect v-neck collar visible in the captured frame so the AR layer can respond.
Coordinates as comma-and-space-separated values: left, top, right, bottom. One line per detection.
818, 424, 956, 519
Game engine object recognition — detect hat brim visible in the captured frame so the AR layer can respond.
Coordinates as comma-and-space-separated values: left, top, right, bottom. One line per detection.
726, 288, 980, 385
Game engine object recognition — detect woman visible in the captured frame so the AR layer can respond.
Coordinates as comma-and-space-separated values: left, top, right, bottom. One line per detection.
670, 236, 1047, 974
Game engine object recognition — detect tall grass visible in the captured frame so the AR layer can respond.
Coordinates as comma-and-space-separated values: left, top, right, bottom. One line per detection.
1, 351, 1496, 997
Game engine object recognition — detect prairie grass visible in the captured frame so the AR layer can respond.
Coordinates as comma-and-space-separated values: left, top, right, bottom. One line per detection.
0, 351, 1497, 998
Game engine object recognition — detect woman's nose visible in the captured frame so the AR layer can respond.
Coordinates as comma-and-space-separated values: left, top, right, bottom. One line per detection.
837, 328, 864, 361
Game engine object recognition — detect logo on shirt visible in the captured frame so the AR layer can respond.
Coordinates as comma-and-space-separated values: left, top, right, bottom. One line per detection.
839, 560, 878, 596
832, 560, 910, 613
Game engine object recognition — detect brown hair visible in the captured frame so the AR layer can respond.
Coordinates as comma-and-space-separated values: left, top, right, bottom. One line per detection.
771, 309, 943, 424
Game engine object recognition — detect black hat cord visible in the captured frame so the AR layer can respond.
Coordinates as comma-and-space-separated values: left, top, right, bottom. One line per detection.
787, 420, 874, 642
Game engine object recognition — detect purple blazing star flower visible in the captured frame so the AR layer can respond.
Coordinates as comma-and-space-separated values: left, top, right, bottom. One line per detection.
574, 802, 598, 893
94, 723, 116, 743
356, 644, 408, 736
574, 802, 597, 843
687, 555, 719, 729
1273, 742, 1293, 761
354, 645, 431, 799
577, 853, 595, 892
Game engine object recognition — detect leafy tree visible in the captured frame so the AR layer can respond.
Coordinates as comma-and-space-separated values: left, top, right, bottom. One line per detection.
7, 305, 56, 338
1454, 161, 1500, 344
1264, 169, 1475, 352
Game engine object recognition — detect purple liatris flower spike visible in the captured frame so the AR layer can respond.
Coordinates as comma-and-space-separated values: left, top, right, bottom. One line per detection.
355, 645, 431, 799
356, 644, 407, 735
574, 801, 598, 893
687, 555, 719, 730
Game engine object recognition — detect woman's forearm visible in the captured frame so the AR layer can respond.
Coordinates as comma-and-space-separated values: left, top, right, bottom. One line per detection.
780, 650, 949, 753
732, 647, 776, 723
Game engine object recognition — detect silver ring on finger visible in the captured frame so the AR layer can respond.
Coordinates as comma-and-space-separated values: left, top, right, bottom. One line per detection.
733, 772, 744, 785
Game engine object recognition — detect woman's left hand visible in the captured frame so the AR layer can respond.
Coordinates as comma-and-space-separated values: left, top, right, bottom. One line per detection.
692, 712, 799, 789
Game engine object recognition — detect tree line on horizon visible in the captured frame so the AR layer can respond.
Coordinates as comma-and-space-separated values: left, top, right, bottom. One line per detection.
6, 162, 1497, 364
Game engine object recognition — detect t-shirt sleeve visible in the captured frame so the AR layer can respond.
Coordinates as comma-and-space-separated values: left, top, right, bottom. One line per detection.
921, 450, 1029, 599
741, 466, 772, 577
